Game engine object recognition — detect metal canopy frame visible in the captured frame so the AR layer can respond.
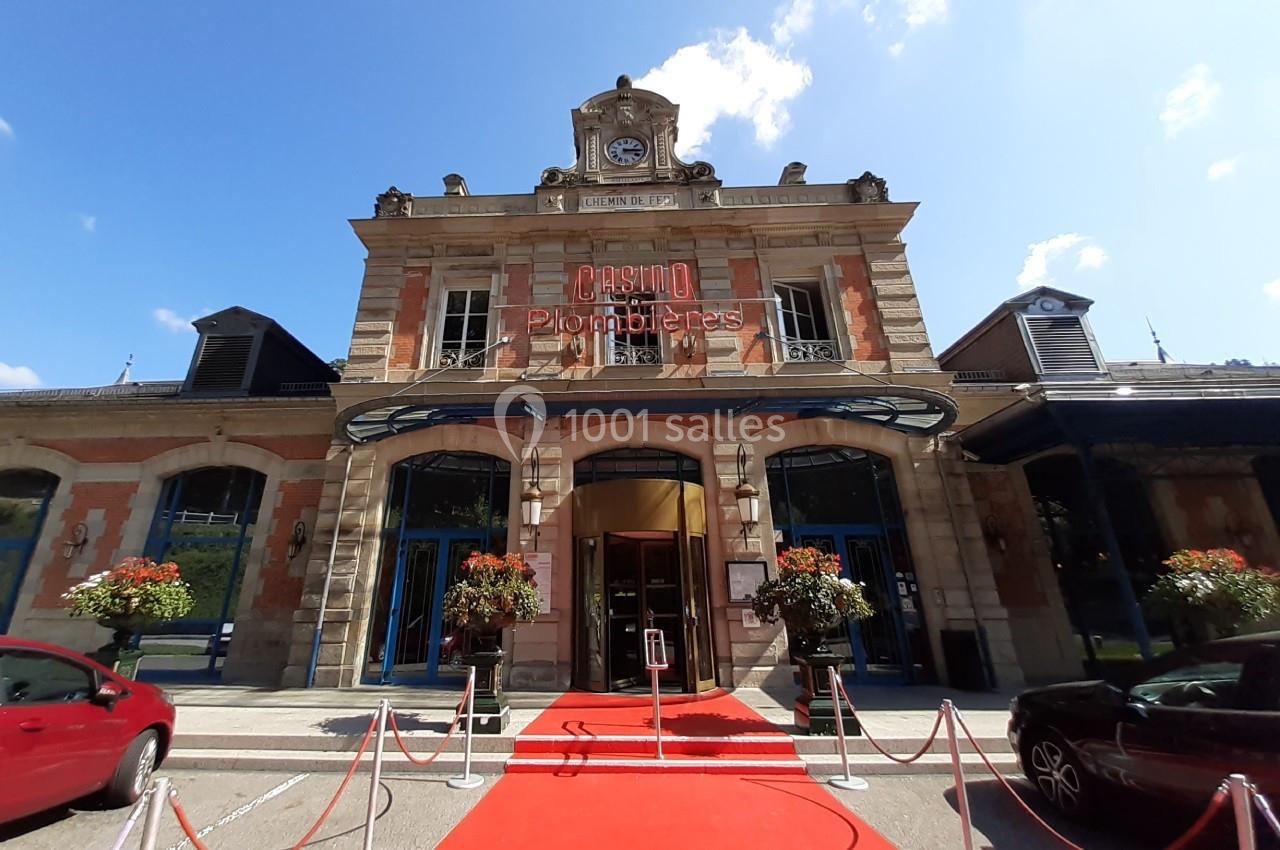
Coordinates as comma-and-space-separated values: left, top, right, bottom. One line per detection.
339, 387, 958, 445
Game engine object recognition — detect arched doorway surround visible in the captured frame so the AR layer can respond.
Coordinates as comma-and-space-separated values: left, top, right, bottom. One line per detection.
0, 469, 60, 634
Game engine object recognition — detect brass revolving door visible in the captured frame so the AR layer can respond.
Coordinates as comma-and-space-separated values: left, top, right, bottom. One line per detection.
572, 478, 716, 693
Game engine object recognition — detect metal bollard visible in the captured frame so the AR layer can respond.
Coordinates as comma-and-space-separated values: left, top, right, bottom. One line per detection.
138, 776, 170, 850
448, 666, 484, 789
362, 699, 389, 850
826, 665, 868, 791
1230, 774, 1258, 850
109, 785, 152, 850
942, 700, 975, 850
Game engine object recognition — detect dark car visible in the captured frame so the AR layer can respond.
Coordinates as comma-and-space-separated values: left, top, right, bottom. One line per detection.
1008, 632, 1280, 817
0, 637, 176, 824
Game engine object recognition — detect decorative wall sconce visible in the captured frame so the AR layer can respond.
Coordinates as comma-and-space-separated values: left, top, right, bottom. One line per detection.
62, 522, 89, 560
734, 444, 760, 546
681, 334, 698, 358
982, 515, 1006, 553
521, 447, 544, 548
287, 521, 308, 560
568, 335, 586, 360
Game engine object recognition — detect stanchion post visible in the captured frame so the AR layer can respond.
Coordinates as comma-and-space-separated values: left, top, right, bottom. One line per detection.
942, 700, 975, 850
826, 665, 868, 791
362, 699, 389, 850
448, 666, 484, 790
138, 776, 170, 850
1230, 774, 1258, 850
652, 663, 664, 760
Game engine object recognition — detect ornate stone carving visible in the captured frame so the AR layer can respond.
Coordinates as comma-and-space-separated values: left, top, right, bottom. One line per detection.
698, 188, 721, 206
539, 167, 580, 187
374, 186, 411, 217
544, 193, 565, 212
849, 171, 889, 203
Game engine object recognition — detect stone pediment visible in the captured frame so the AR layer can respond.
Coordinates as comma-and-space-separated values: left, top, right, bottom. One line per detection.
539, 75, 719, 189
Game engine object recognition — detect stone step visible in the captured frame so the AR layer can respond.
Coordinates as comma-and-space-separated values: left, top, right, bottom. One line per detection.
513, 734, 796, 756
163, 748, 510, 775
505, 754, 809, 775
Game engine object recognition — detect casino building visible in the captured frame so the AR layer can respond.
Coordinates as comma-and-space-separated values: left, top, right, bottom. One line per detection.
5, 77, 1274, 692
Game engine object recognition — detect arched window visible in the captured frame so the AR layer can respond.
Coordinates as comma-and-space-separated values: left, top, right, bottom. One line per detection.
366, 452, 510, 684
573, 447, 701, 486
1254, 455, 1280, 532
0, 470, 59, 633
766, 447, 929, 683
142, 466, 266, 678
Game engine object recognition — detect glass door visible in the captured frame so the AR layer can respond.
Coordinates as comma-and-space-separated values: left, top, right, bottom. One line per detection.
605, 535, 643, 689
684, 535, 717, 691
433, 536, 485, 683
573, 537, 607, 692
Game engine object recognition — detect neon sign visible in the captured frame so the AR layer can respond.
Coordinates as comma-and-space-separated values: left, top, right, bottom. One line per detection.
573, 263, 693, 303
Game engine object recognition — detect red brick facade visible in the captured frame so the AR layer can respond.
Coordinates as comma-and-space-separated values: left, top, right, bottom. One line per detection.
34, 480, 138, 608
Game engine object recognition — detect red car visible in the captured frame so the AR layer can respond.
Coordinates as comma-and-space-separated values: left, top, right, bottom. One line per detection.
0, 637, 175, 824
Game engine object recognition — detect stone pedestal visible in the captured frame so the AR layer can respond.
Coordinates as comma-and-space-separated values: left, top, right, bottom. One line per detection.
793, 651, 859, 736
463, 645, 510, 734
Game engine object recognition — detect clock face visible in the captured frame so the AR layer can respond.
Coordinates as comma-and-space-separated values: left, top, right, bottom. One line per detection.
607, 137, 647, 166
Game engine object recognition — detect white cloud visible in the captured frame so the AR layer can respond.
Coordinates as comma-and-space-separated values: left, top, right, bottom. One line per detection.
888, 41, 905, 57
79, 214, 96, 233
1207, 156, 1239, 181
0, 117, 12, 139
862, 4, 876, 24
772, 0, 815, 46
902, 0, 947, 27
1017, 233, 1109, 289
0, 362, 41, 389
1076, 245, 1108, 270
153, 307, 197, 333
1264, 278, 1280, 303
1160, 63, 1221, 138
636, 28, 813, 156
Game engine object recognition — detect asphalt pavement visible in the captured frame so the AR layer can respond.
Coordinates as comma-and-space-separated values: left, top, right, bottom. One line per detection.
0, 768, 1224, 849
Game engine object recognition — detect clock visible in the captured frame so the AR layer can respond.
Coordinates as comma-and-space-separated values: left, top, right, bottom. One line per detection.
606, 137, 647, 166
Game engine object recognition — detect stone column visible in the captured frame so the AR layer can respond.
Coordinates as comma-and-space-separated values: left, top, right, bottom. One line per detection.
860, 237, 937, 372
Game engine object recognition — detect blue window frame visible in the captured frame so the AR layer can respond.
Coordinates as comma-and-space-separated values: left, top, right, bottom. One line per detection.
140, 466, 266, 680
766, 446, 932, 684
0, 470, 58, 634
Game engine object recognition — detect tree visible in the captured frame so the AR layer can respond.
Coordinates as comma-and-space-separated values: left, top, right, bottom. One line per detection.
1224, 358, 1253, 367
327, 358, 348, 375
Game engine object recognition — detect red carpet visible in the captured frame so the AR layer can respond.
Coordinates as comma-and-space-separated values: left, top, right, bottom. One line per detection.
520, 688, 787, 738
437, 691, 897, 849
436, 773, 897, 850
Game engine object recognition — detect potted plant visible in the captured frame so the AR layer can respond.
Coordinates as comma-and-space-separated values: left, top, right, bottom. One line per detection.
63, 556, 195, 677
1146, 548, 1280, 645
441, 551, 540, 733
752, 547, 873, 735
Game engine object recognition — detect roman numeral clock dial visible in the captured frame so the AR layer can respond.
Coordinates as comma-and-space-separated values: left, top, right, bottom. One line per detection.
606, 136, 646, 166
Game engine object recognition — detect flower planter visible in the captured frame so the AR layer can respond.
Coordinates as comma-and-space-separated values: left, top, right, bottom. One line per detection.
88, 615, 152, 679
793, 648, 859, 736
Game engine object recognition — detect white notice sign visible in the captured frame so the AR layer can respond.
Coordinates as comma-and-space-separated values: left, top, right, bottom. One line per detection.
580, 192, 677, 212
525, 552, 552, 614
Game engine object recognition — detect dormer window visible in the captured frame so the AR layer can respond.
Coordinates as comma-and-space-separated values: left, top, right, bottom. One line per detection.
775, 281, 837, 362
437, 289, 491, 368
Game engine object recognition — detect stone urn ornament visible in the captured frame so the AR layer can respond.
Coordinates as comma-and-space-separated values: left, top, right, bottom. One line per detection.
751, 547, 874, 735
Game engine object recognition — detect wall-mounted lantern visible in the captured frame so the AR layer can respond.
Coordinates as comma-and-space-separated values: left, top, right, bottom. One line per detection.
568, 334, 586, 360
287, 520, 308, 560
521, 447, 544, 548
62, 522, 89, 560
734, 444, 760, 546
681, 334, 698, 359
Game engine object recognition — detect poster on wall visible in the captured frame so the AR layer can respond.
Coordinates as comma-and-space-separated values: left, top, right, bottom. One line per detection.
727, 560, 769, 603
525, 552, 552, 614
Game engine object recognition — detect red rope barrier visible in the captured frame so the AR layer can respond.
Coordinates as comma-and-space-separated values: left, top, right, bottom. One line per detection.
387, 676, 473, 766
168, 790, 212, 850
833, 678, 944, 764
1161, 786, 1230, 850
289, 709, 379, 850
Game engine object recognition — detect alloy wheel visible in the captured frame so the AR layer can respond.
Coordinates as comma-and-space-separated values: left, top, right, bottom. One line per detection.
133, 736, 158, 795
1030, 739, 1083, 813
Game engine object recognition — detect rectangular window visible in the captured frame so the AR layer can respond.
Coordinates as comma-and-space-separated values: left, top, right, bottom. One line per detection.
437, 289, 490, 368
608, 293, 662, 365
774, 281, 836, 362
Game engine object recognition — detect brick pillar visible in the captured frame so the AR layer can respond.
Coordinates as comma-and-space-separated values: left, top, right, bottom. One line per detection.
861, 238, 938, 372
696, 244, 742, 375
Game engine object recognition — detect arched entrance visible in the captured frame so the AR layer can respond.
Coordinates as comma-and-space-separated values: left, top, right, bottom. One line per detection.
0, 469, 58, 634
142, 466, 267, 679
766, 446, 930, 684
571, 449, 715, 693
365, 451, 510, 685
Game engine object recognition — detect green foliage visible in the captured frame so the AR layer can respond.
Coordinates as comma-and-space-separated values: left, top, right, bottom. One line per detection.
63, 557, 195, 624
1145, 548, 1280, 637
442, 551, 540, 629
751, 547, 874, 636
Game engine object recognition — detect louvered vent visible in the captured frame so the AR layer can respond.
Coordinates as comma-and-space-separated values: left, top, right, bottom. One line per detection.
1024, 315, 1101, 374
191, 335, 254, 391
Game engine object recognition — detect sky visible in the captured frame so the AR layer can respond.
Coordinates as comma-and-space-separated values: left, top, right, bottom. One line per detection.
2, 1, 1279, 389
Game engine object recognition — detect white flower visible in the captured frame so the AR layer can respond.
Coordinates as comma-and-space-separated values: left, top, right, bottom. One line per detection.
839, 578, 854, 586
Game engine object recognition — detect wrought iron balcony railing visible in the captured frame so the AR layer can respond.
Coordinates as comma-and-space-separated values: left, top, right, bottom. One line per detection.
437, 346, 487, 368
611, 341, 662, 366
782, 338, 839, 362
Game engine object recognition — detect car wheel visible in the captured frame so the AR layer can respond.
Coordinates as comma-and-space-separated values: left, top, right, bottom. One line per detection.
1024, 731, 1094, 818
104, 730, 160, 807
